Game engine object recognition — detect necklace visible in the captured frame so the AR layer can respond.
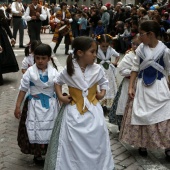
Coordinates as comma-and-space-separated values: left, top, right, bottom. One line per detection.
80, 67, 86, 73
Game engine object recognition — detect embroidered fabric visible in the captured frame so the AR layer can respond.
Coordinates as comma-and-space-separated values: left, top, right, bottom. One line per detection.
44, 104, 66, 170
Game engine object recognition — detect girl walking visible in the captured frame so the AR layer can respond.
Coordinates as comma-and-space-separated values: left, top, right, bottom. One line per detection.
109, 34, 141, 130
14, 44, 59, 165
96, 34, 120, 114
44, 36, 114, 170
119, 20, 170, 157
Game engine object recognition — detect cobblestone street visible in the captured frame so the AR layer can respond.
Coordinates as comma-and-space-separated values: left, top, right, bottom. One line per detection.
0, 31, 170, 170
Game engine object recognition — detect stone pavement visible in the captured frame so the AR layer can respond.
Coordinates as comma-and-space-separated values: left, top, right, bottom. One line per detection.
0, 30, 170, 170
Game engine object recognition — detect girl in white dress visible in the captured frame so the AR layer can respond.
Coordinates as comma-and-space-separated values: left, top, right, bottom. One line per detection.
44, 36, 114, 170
14, 44, 59, 165
119, 20, 170, 158
109, 35, 141, 130
96, 34, 120, 114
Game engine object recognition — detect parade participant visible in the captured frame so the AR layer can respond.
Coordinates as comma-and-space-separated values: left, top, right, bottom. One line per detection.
11, 0, 25, 48
53, 2, 73, 55
0, 9, 19, 86
14, 44, 59, 165
109, 34, 141, 130
24, 0, 47, 42
119, 20, 170, 158
21, 40, 41, 74
44, 36, 114, 170
96, 34, 120, 115
41, 3, 50, 34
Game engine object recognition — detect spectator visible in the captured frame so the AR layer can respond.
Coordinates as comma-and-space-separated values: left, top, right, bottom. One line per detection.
101, 5, 110, 33
11, 0, 25, 48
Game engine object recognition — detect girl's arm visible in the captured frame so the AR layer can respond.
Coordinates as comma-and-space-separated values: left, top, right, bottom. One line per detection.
97, 68, 108, 100
112, 56, 120, 66
14, 91, 26, 119
55, 84, 72, 104
168, 75, 170, 89
128, 71, 138, 99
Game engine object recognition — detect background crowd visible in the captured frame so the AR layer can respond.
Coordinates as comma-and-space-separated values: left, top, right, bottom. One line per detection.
0, 0, 170, 53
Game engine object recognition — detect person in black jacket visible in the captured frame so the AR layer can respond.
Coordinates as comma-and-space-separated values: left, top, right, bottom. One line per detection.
0, 9, 19, 85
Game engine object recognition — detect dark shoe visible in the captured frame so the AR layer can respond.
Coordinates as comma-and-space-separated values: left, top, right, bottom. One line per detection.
138, 147, 148, 157
102, 106, 108, 116
19, 45, 26, 48
33, 156, 45, 166
165, 149, 170, 159
0, 74, 3, 85
53, 45, 58, 53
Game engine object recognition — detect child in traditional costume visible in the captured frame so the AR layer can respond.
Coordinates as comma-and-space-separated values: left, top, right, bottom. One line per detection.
44, 36, 114, 170
96, 34, 120, 114
21, 40, 41, 74
14, 44, 59, 165
119, 20, 170, 158
109, 34, 141, 130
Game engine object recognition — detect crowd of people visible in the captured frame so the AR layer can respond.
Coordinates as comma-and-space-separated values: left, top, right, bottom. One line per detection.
0, 0, 170, 52
0, 0, 170, 169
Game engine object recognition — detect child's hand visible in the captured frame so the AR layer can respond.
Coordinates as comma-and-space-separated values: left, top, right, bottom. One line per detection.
59, 95, 72, 104
14, 107, 21, 119
0, 46, 3, 53
112, 62, 117, 67
128, 87, 135, 99
11, 38, 16, 46
96, 91, 105, 100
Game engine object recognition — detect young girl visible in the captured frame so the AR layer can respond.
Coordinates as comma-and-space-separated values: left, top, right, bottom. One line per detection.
119, 20, 170, 158
21, 40, 41, 74
44, 36, 114, 170
109, 34, 141, 130
96, 34, 120, 114
14, 44, 59, 165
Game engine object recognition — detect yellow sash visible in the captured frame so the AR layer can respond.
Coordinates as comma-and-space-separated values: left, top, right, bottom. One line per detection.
69, 84, 98, 114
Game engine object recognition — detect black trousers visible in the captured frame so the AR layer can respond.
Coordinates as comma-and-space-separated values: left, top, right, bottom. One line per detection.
53, 33, 70, 54
0, 57, 3, 85
13, 17, 24, 46
28, 21, 42, 42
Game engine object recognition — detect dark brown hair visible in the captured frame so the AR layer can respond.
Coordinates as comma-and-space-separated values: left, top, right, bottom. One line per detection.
139, 20, 160, 37
34, 43, 57, 70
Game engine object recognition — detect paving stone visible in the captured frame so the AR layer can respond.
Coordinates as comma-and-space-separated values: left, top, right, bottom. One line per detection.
1, 31, 170, 170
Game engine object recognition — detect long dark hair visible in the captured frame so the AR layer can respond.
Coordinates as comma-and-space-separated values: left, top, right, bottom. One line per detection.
24, 40, 42, 56
66, 36, 95, 76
